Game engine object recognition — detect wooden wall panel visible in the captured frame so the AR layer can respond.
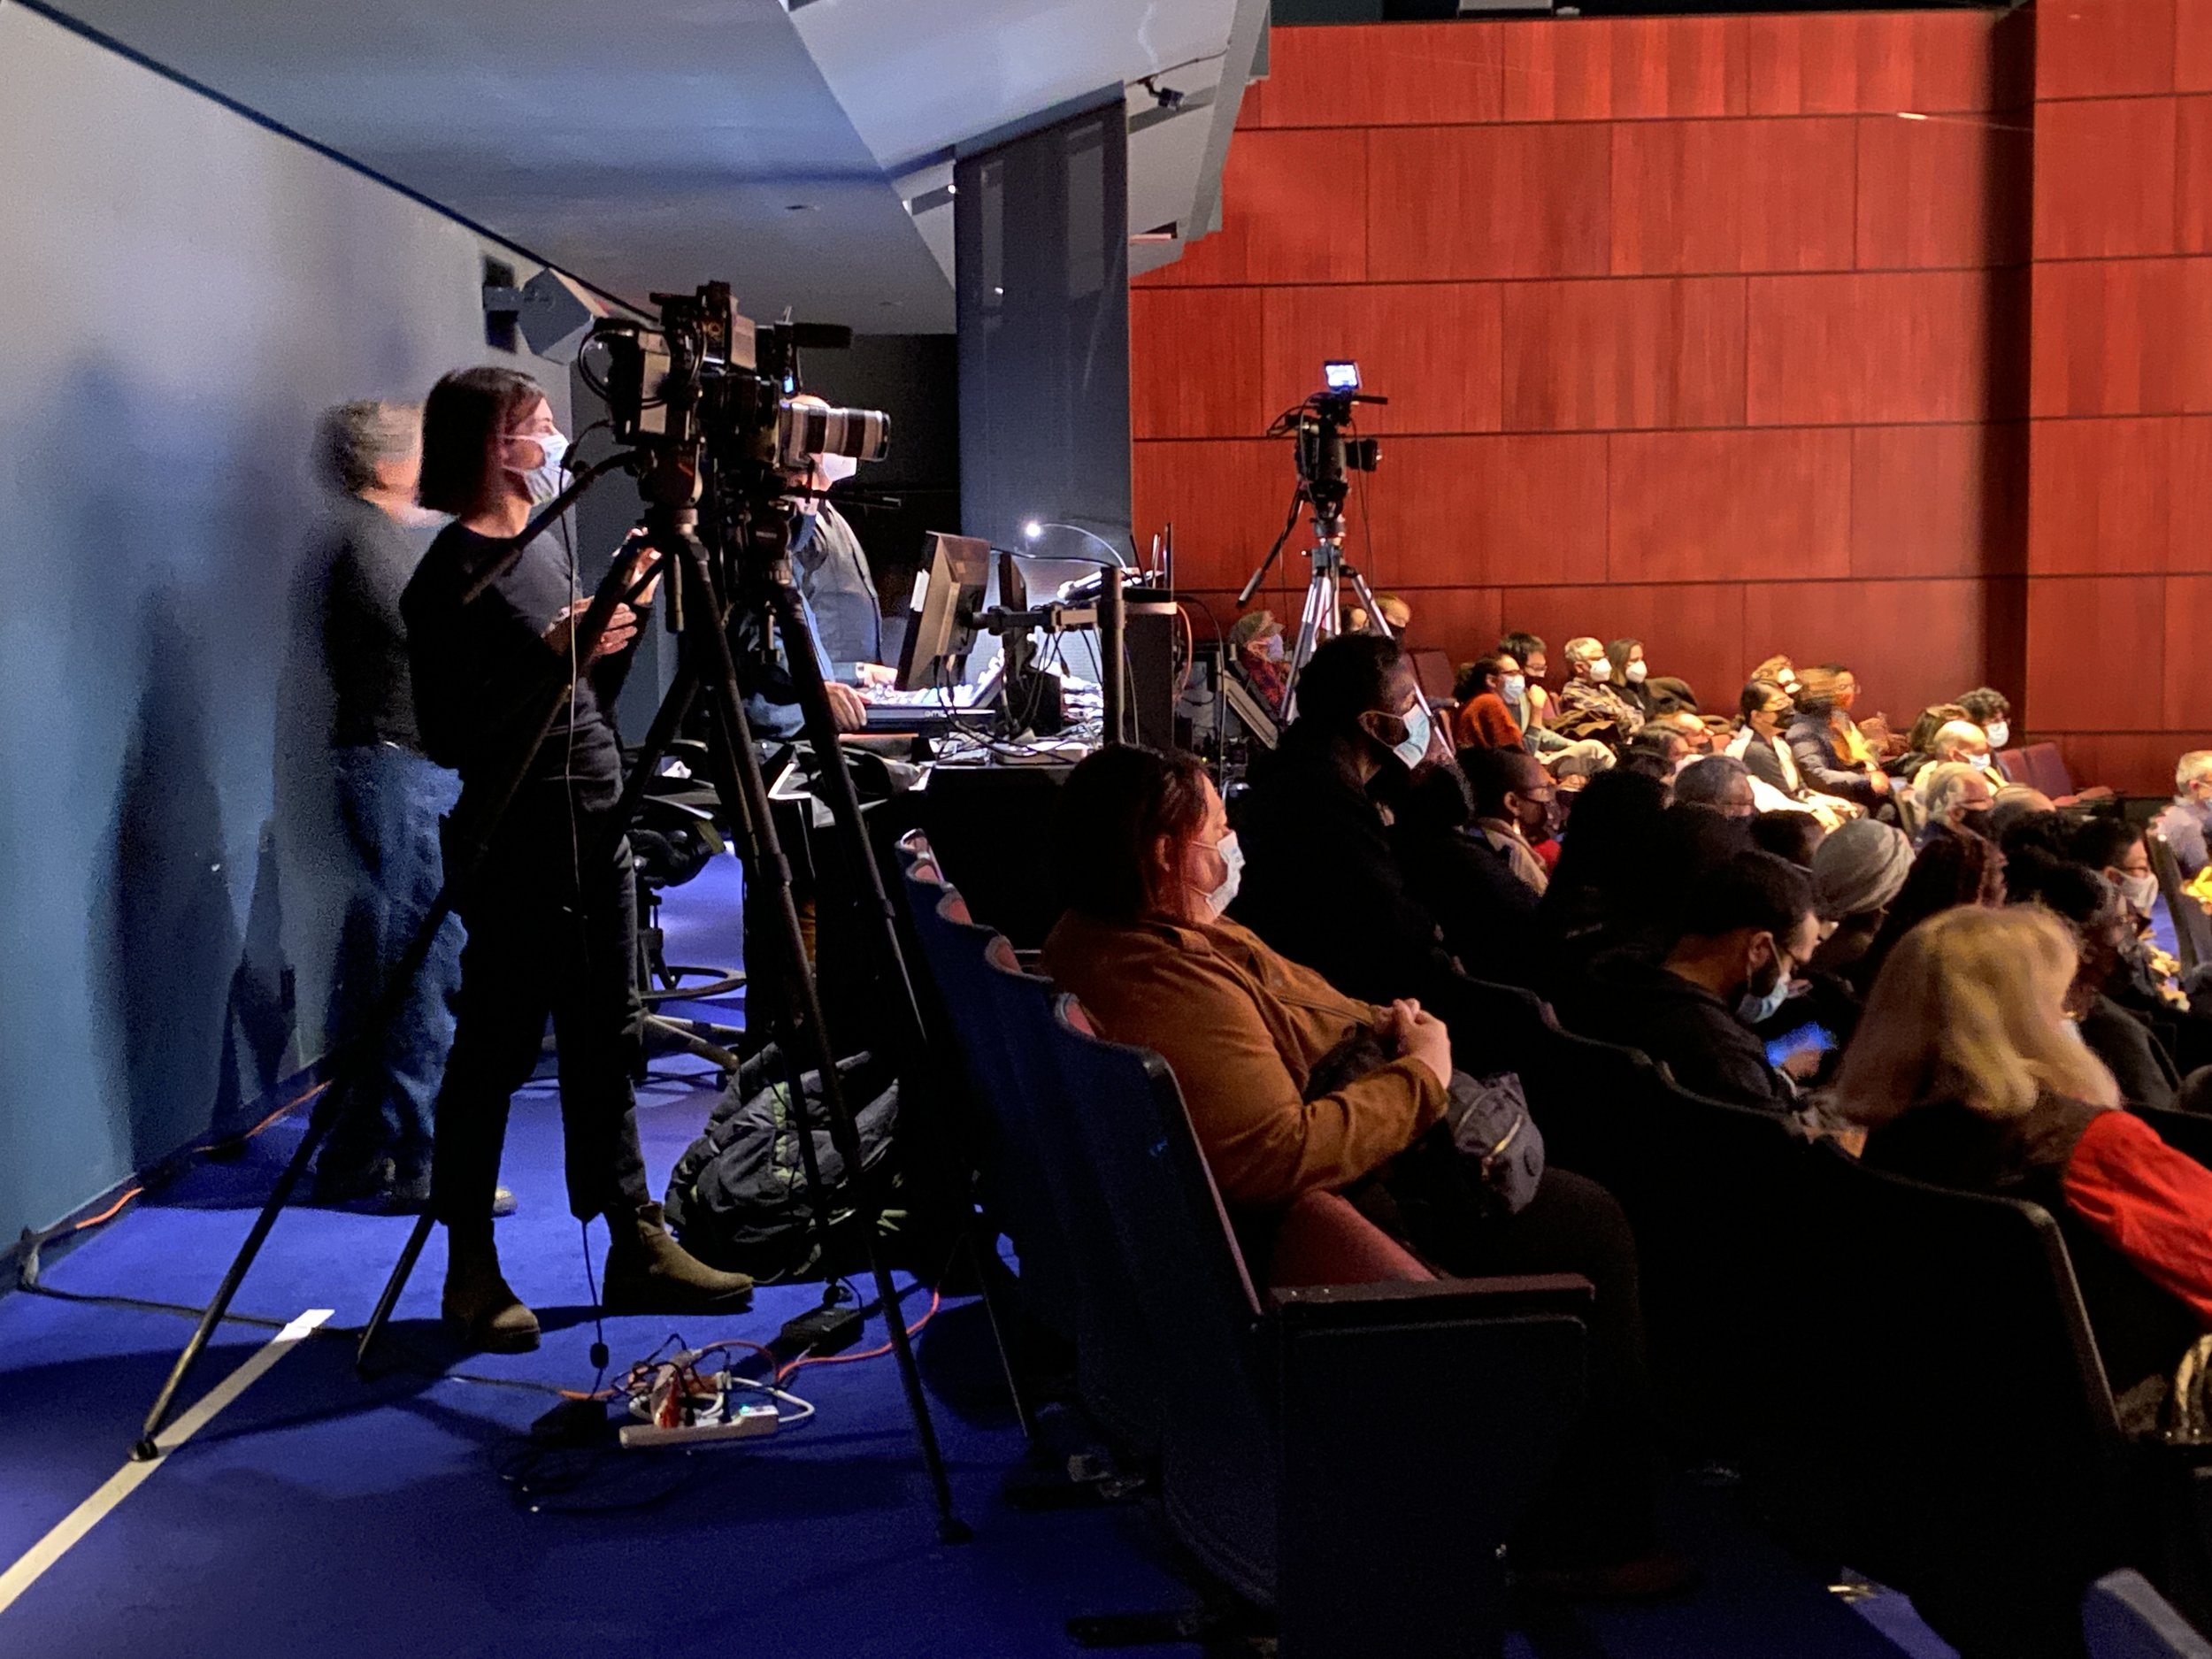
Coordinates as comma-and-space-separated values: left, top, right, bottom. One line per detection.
1367, 124, 1611, 280
2183, 0, 2212, 93
1747, 271, 2018, 426
2179, 98, 2212, 252
1609, 119, 1857, 275
1608, 428, 1852, 584
1607, 17, 1747, 119
2162, 575, 2212, 729
2024, 576, 2166, 730
1383, 586, 1504, 669
1141, 128, 1367, 288
1501, 20, 1615, 124
2027, 416, 2191, 573
2032, 97, 2180, 260
1365, 434, 1611, 588
2055, 735, 2191, 800
1741, 579, 1988, 721
1260, 283, 1503, 436
1500, 277, 1747, 432
1849, 424, 2024, 580
1129, 288, 1266, 439
1745, 12, 2009, 118
1254, 20, 1502, 127
2030, 258, 2212, 417
1129, 439, 1282, 592
2034, 0, 2176, 100
1855, 115, 2030, 270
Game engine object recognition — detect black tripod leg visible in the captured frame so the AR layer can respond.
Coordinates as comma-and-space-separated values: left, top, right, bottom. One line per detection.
673, 539, 966, 1541
355, 1213, 436, 1375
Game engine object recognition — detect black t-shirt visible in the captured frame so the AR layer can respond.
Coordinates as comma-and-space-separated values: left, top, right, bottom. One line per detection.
322, 495, 431, 751
400, 523, 638, 816
1576, 954, 1791, 1114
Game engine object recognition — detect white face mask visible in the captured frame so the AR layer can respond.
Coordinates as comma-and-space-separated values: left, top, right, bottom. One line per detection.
817, 451, 856, 485
1197, 832, 1243, 918
1625, 660, 1648, 684
1968, 752, 1993, 771
1501, 674, 1527, 704
2119, 872, 2159, 916
1389, 703, 1433, 772
1586, 657, 1611, 683
1985, 721, 2009, 749
510, 429, 569, 504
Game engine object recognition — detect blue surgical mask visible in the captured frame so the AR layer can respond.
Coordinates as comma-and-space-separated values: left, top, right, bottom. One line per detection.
1501, 674, 1527, 705
1738, 956, 1793, 1026
1390, 703, 1433, 772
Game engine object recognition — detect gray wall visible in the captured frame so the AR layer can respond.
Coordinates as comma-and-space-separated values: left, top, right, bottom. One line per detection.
0, 5, 575, 1242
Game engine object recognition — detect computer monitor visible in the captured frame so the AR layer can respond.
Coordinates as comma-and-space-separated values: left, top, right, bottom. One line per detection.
895, 532, 991, 691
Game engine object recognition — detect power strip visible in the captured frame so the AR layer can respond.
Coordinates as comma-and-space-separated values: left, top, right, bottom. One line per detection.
780, 1301, 864, 1356
618, 1402, 779, 1449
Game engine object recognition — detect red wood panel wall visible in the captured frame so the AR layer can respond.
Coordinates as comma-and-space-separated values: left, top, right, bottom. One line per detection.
2024, 0, 2212, 796
1133, 12, 2033, 732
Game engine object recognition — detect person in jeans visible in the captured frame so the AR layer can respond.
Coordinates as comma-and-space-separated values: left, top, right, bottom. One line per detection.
312, 401, 470, 1212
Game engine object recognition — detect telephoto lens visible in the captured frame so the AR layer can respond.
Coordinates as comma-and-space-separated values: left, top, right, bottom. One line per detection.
778, 400, 890, 466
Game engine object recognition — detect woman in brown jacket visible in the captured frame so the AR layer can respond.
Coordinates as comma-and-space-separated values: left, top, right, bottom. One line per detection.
1041, 745, 1684, 1594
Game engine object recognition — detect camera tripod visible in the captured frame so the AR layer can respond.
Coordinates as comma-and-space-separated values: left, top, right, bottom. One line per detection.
1237, 487, 1400, 720
133, 453, 972, 1541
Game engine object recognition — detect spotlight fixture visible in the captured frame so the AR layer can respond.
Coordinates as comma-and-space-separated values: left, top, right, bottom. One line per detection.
1140, 75, 1185, 111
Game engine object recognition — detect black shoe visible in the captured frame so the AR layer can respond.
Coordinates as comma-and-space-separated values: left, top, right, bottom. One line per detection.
311, 1156, 396, 1210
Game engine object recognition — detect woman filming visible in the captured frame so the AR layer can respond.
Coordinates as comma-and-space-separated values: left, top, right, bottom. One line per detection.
403, 365, 753, 1352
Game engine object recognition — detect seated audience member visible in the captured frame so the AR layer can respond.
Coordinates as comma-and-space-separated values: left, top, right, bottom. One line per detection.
1391, 764, 1544, 985
1232, 634, 1465, 1011
1840, 904, 2212, 1393
1538, 769, 1671, 972
1957, 686, 2012, 757
1886, 703, 1971, 780
1909, 720, 1993, 791
1627, 725, 1690, 771
1463, 745, 1558, 895
1855, 826, 2008, 993
1452, 653, 1525, 750
1989, 783, 2055, 843
2151, 751, 2212, 878
1555, 636, 1647, 749
2068, 817, 2211, 1075
1578, 851, 1821, 1114
1786, 664, 1892, 812
1751, 655, 1800, 700
1747, 819, 1909, 1086
1650, 708, 1713, 755
1229, 610, 1289, 716
1671, 755, 1757, 820
1618, 745, 1677, 787
1041, 744, 1677, 1587
1750, 810, 1824, 869
1731, 680, 1860, 826
1607, 638, 1652, 719
1917, 761, 1997, 846
2005, 847, 2159, 1116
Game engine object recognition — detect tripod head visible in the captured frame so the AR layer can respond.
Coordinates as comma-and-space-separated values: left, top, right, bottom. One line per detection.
1272, 364, 1386, 542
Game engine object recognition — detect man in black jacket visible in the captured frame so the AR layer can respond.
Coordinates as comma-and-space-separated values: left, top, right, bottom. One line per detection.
1571, 851, 1818, 1114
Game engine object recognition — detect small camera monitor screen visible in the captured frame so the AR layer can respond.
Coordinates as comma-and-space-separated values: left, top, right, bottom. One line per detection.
895, 532, 992, 691
1323, 360, 1361, 392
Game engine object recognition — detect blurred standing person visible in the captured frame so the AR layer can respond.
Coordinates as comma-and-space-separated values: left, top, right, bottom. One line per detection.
785, 394, 894, 689
311, 401, 469, 1211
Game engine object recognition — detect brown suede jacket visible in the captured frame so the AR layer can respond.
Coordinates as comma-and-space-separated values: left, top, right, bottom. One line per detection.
1041, 909, 1448, 1210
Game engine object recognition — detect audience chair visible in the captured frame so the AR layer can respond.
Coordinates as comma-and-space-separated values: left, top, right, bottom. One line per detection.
2083, 1570, 2212, 1659
1776, 1141, 2130, 1659
1050, 995, 1592, 1658
2150, 835, 2210, 975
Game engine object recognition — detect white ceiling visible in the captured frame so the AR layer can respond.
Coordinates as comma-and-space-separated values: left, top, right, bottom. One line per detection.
36, 0, 1265, 333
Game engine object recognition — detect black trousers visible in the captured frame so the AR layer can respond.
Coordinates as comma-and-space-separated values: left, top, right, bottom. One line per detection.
1369, 1162, 1658, 1567
428, 795, 652, 1225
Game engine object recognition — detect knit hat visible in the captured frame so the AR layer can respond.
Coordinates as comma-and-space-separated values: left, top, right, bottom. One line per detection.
1812, 818, 1914, 920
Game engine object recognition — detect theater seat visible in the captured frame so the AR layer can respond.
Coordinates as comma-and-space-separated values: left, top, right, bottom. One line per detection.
1267, 1190, 1434, 1288
2008, 741, 2116, 806
1050, 995, 1591, 1657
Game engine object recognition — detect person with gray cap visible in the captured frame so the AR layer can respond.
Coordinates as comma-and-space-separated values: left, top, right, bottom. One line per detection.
1745, 818, 1916, 1087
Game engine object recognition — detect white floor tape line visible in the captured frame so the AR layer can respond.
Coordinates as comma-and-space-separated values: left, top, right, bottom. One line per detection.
0, 1307, 334, 1617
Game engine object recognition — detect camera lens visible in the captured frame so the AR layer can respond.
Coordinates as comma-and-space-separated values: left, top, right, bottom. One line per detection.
777, 400, 890, 466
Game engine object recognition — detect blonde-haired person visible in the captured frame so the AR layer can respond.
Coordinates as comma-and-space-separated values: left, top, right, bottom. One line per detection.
1839, 905, 2212, 1381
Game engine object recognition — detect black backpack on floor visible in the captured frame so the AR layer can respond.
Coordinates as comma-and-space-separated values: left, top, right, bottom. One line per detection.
663, 1043, 901, 1282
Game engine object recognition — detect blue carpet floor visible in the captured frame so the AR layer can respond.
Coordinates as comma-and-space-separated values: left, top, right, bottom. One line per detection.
0, 849, 1954, 1657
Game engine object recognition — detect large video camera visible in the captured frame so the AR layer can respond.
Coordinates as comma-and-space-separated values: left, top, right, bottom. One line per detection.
583, 280, 890, 558
1272, 358, 1385, 541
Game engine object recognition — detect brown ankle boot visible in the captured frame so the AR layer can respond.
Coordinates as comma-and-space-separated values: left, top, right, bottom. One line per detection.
601, 1202, 754, 1314
442, 1224, 541, 1353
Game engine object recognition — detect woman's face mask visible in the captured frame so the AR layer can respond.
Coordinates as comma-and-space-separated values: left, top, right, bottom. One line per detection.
1189, 831, 1243, 918
1501, 673, 1527, 704
1985, 720, 2010, 750
1586, 656, 1611, 684
1625, 660, 1648, 685
507, 428, 569, 504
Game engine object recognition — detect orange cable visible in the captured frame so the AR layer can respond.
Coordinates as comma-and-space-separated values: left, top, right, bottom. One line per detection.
70, 1187, 144, 1232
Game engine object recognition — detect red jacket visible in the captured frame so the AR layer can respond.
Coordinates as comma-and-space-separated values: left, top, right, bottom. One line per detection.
1453, 692, 1524, 751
